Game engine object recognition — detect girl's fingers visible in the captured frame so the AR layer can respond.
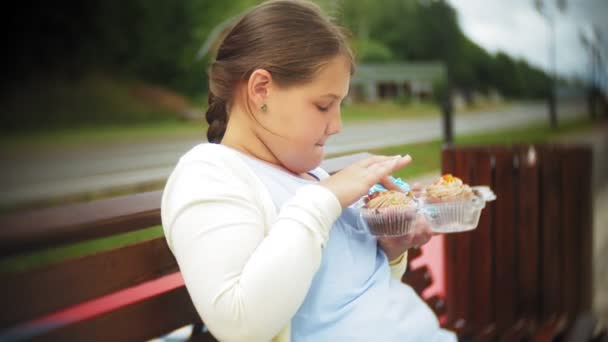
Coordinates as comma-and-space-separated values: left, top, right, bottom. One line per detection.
366, 155, 412, 186
366, 158, 399, 179
380, 176, 402, 192
358, 155, 400, 167
392, 155, 412, 171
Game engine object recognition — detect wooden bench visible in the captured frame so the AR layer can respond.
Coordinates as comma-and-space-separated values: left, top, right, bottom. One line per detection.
0, 152, 444, 341
441, 144, 606, 341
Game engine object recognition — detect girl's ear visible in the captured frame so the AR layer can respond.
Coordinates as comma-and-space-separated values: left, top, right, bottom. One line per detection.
247, 69, 272, 110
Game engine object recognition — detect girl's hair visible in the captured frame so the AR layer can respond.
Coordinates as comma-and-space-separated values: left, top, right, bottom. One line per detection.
205, 0, 355, 143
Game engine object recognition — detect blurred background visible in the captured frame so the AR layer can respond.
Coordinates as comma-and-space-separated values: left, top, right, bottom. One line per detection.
0, 0, 606, 212
0, 1, 607, 340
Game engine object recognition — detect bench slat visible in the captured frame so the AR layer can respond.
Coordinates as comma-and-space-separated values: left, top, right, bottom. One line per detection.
441, 148, 457, 328
31, 286, 202, 342
442, 148, 474, 334
401, 265, 432, 295
468, 148, 495, 335
515, 146, 540, 322
0, 153, 371, 258
560, 147, 582, 321
0, 191, 163, 257
576, 147, 593, 313
0, 237, 177, 328
540, 146, 563, 320
492, 148, 517, 335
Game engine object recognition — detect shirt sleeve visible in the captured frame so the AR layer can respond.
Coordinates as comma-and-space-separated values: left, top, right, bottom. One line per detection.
162, 160, 342, 342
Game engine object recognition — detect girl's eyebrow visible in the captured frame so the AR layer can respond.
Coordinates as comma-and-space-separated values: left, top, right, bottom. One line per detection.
321, 94, 341, 100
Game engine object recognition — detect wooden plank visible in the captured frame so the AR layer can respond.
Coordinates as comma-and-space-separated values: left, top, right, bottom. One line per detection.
406, 247, 422, 261
0, 154, 364, 258
577, 147, 593, 313
0, 191, 163, 257
402, 266, 433, 295
514, 145, 541, 323
444, 148, 474, 335
492, 148, 517, 335
530, 314, 568, 342
539, 146, 563, 319
31, 286, 204, 342
0, 237, 178, 328
468, 147, 495, 337
441, 147, 458, 325
559, 146, 581, 320
499, 318, 535, 341
426, 296, 447, 317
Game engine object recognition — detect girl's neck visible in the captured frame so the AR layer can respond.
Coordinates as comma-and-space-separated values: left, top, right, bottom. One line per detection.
221, 109, 305, 179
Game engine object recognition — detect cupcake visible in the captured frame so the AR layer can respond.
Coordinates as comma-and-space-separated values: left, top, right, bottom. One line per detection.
360, 190, 419, 236
421, 174, 495, 233
365, 190, 417, 210
424, 174, 475, 203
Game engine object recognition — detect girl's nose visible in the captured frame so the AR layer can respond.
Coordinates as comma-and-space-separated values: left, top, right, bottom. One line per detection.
327, 111, 342, 136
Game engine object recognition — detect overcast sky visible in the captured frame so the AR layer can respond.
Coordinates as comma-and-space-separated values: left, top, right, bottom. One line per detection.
446, 0, 607, 82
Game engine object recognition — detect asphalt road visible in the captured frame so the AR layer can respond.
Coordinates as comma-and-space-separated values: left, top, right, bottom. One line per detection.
0, 101, 585, 207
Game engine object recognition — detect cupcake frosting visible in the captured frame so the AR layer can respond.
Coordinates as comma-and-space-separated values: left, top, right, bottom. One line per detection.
426, 174, 474, 200
365, 190, 417, 209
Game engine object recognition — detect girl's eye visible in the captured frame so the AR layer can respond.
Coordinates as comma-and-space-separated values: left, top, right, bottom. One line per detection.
316, 104, 330, 112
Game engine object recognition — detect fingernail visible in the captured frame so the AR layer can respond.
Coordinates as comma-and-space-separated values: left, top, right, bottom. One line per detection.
403, 154, 412, 162
391, 154, 402, 159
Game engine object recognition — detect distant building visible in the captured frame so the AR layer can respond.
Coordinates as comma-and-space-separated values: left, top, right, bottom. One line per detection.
349, 62, 446, 103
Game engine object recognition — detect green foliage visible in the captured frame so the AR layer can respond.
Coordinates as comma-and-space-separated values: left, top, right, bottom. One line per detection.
351, 39, 394, 63
3, 0, 555, 130
338, 0, 551, 99
1, 75, 175, 132
6, 0, 259, 96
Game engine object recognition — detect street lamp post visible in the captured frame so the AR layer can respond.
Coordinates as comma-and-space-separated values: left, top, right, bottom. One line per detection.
580, 25, 605, 120
534, 0, 560, 129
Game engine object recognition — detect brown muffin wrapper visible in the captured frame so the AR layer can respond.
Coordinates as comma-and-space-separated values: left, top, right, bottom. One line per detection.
360, 206, 419, 237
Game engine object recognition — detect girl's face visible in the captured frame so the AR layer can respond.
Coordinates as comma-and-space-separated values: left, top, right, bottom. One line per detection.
258, 55, 351, 174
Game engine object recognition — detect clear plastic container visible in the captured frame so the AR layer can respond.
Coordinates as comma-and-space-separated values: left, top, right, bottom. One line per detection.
359, 205, 419, 237
420, 186, 496, 233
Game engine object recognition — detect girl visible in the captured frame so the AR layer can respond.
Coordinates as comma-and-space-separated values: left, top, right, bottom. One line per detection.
161, 1, 456, 341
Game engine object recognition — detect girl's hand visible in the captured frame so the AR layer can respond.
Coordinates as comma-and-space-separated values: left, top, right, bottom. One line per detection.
320, 155, 412, 208
377, 215, 434, 261
377, 183, 435, 261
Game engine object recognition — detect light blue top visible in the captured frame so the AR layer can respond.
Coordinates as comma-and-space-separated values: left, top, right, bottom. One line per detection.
236, 152, 457, 342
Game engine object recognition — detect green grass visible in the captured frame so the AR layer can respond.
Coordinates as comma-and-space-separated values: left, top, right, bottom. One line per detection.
1, 100, 511, 151
341, 101, 440, 122
0, 74, 204, 151
360, 117, 596, 181
2, 75, 177, 131
340, 100, 511, 123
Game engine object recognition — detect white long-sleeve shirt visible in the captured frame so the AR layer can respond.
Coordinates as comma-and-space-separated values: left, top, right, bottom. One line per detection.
161, 143, 409, 342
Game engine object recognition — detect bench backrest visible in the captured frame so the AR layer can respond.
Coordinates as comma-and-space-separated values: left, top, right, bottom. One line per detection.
441, 144, 593, 339
0, 153, 376, 341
